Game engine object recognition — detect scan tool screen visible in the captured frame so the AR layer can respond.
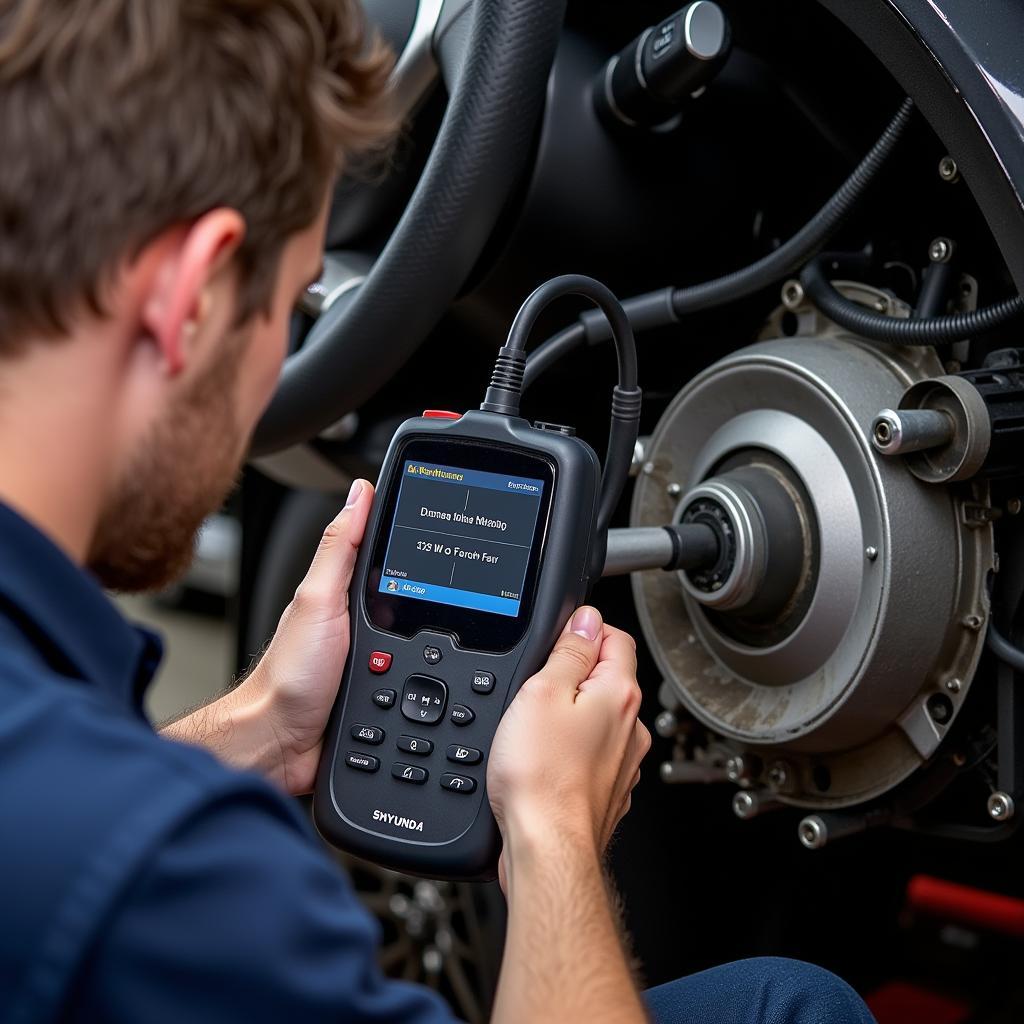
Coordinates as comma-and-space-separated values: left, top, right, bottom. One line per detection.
379, 460, 546, 618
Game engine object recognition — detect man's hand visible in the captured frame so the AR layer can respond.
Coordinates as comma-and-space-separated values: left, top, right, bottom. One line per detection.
488, 605, 650, 885
161, 479, 373, 795
488, 605, 651, 1024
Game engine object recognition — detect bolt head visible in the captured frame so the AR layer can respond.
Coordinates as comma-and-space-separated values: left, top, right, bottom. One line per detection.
798, 816, 826, 850
767, 761, 789, 789
988, 792, 1015, 821
725, 756, 743, 783
667, 482, 682, 497
928, 238, 952, 263
945, 677, 962, 694
654, 710, 678, 738
781, 280, 804, 310
1008, 498, 1022, 516
732, 791, 756, 819
938, 155, 960, 182
865, 546, 878, 562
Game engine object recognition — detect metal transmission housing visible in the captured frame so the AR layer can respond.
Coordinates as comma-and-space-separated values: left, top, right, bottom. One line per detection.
632, 331, 994, 809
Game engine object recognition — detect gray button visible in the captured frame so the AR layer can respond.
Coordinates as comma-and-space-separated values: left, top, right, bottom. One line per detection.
345, 752, 379, 773
471, 670, 495, 694
392, 762, 428, 784
350, 724, 384, 745
441, 773, 476, 794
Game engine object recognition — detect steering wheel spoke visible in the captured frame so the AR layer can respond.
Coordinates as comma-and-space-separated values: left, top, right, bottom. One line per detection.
299, 251, 372, 318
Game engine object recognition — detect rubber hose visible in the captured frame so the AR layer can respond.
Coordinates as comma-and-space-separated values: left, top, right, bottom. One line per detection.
670, 96, 916, 316
523, 98, 915, 385
800, 255, 1024, 344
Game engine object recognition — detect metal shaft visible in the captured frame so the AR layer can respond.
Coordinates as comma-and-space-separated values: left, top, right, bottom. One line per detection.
871, 407, 954, 455
603, 523, 719, 577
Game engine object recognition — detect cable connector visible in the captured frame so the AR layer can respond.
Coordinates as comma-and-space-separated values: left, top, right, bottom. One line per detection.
480, 344, 527, 416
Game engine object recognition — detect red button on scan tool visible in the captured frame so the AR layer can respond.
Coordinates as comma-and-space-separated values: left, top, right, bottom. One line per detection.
422, 410, 461, 420
369, 651, 393, 674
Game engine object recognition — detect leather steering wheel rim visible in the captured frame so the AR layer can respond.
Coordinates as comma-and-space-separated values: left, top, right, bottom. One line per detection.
251, 0, 567, 455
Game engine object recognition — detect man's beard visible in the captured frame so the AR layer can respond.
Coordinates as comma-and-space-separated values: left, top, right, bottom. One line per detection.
87, 331, 250, 593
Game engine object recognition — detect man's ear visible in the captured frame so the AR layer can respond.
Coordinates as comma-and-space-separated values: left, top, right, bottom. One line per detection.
140, 209, 246, 376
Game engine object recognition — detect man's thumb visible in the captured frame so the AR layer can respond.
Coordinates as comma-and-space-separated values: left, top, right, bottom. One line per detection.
295, 479, 373, 608
539, 606, 603, 692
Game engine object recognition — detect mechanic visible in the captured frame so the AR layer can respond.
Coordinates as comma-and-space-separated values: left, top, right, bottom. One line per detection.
0, 2, 875, 1022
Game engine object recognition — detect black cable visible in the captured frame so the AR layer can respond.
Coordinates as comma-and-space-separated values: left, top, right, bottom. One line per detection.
481, 274, 641, 545
505, 276, 637, 385
669, 96, 916, 316
987, 622, 1024, 674
524, 97, 915, 383
800, 254, 1024, 345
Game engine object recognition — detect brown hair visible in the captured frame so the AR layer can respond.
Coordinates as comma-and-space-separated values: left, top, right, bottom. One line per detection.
0, 0, 394, 347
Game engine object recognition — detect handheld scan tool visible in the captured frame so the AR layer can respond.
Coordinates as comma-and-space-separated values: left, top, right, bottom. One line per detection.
314, 276, 640, 880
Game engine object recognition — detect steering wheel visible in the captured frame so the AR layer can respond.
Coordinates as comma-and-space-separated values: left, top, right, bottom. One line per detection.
251, 0, 567, 456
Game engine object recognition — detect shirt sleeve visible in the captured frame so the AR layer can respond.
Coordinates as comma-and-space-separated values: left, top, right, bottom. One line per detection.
65, 786, 463, 1024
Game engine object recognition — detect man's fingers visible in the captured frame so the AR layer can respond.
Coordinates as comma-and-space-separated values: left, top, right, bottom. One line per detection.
292, 479, 373, 614
578, 629, 642, 724
536, 606, 604, 695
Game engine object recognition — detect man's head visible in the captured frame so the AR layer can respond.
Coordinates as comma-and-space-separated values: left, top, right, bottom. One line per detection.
0, 0, 393, 589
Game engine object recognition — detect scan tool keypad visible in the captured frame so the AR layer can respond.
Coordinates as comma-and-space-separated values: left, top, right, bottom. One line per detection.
343, 640, 495, 798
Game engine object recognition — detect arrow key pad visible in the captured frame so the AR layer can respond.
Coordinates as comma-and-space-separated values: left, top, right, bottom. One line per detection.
401, 674, 448, 725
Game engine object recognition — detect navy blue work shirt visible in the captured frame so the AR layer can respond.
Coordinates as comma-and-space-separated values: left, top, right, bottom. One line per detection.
0, 502, 458, 1024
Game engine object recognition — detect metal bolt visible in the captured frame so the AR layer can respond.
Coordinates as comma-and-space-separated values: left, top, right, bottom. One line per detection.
1008, 498, 1022, 516
667, 482, 682, 497
952, 751, 967, 768
781, 280, 804, 310
988, 792, 1015, 821
945, 677, 962, 694
874, 297, 890, 313
938, 155, 960, 182
963, 613, 985, 632
726, 755, 753, 785
767, 760, 791, 790
798, 816, 827, 850
928, 237, 953, 263
732, 792, 756, 819
654, 710, 679, 738
865, 546, 878, 562
731, 790, 781, 820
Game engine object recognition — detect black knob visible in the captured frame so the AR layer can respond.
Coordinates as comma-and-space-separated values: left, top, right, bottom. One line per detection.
596, 2, 731, 129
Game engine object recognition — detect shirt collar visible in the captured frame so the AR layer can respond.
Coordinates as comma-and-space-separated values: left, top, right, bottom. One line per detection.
0, 501, 163, 710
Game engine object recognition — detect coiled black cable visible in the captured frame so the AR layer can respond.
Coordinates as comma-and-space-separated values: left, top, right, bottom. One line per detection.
800, 254, 1024, 344
524, 97, 916, 387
